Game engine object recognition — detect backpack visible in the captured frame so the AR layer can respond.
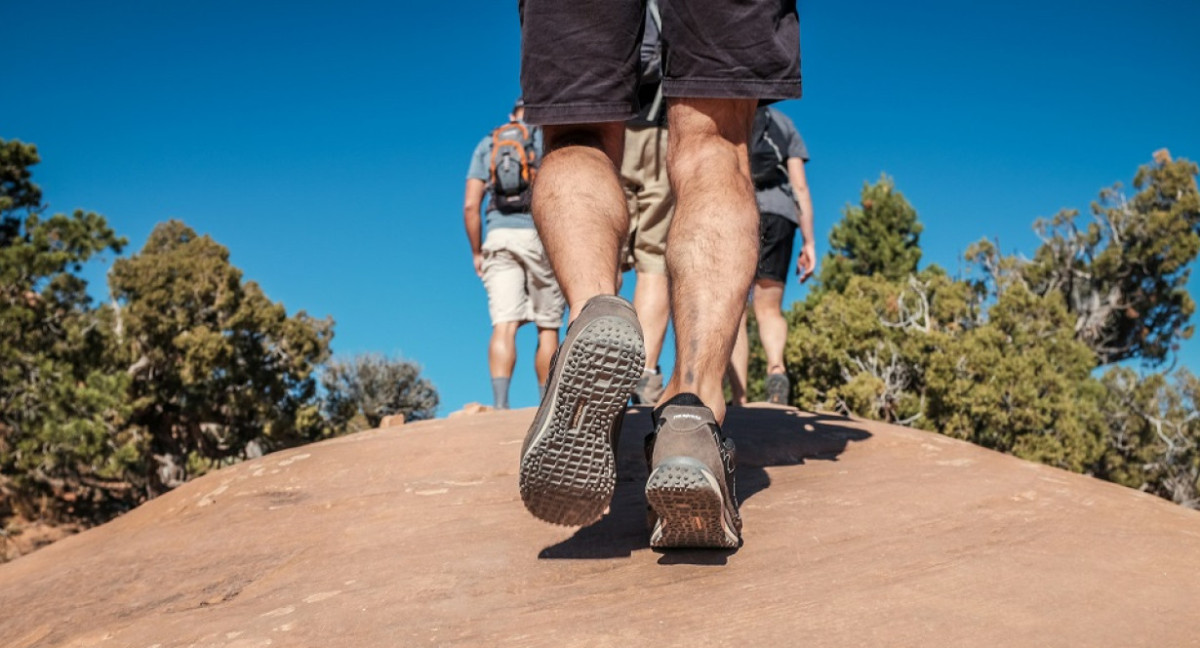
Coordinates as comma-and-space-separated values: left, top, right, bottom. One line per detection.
749, 109, 789, 189
641, 0, 665, 123
489, 121, 537, 214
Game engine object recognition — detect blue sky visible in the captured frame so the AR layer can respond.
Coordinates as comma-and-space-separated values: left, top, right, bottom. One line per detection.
5, 1, 1199, 414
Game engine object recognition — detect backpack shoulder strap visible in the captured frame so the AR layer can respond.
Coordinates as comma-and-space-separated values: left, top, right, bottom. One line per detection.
489, 121, 534, 184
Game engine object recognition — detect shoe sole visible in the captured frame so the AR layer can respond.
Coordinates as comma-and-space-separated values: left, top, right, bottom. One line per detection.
519, 315, 644, 526
766, 376, 788, 405
646, 457, 740, 549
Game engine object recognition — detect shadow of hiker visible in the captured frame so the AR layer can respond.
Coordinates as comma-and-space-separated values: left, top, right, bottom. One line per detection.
537, 405, 872, 561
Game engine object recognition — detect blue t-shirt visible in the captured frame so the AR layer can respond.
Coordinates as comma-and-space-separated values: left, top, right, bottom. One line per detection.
755, 107, 809, 224
466, 123, 542, 231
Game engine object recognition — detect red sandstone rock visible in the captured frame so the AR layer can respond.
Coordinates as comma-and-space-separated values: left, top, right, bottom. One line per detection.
379, 413, 405, 428
448, 402, 494, 418
2, 405, 1199, 647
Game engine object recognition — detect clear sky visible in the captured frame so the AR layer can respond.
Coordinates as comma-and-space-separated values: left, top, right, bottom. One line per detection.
5, 1, 1199, 414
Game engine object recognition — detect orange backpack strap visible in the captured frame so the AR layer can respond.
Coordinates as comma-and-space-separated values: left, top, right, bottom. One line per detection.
489, 121, 533, 183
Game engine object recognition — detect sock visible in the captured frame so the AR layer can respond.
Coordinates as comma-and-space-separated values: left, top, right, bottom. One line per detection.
538, 382, 546, 400
492, 377, 511, 410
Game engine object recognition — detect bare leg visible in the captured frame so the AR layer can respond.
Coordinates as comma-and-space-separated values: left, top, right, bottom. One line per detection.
659, 98, 759, 424
752, 279, 788, 374
727, 310, 749, 405
532, 124, 628, 319
632, 271, 670, 370
534, 326, 559, 385
488, 321, 520, 378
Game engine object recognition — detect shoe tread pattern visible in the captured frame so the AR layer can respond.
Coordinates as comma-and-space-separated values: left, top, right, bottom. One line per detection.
519, 316, 644, 526
646, 458, 739, 549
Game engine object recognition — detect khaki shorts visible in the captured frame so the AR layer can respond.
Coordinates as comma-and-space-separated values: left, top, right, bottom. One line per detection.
480, 228, 565, 329
620, 125, 674, 274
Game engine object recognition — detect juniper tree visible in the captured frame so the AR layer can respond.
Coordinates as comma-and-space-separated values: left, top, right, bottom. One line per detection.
0, 139, 136, 522
108, 221, 332, 492
816, 175, 924, 294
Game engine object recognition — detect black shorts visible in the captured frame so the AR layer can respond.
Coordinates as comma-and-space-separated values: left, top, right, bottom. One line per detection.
519, 0, 802, 125
757, 212, 796, 283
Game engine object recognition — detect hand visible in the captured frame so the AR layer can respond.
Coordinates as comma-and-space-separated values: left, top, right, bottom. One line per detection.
796, 241, 816, 283
473, 252, 484, 278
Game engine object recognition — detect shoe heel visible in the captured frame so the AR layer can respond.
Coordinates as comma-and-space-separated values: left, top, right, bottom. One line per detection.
646, 457, 738, 548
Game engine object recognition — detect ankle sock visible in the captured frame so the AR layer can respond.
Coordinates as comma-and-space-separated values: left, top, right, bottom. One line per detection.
492, 377, 511, 410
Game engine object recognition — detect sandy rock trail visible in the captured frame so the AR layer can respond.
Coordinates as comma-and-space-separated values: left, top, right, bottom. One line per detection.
2, 405, 1199, 647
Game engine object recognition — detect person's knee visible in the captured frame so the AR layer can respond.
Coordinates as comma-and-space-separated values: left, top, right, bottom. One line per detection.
667, 100, 756, 183
491, 321, 521, 344
668, 135, 744, 191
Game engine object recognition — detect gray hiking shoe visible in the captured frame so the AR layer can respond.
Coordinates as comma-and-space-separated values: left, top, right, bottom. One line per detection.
631, 367, 665, 405
644, 393, 742, 549
519, 295, 645, 526
765, 372, 790, 405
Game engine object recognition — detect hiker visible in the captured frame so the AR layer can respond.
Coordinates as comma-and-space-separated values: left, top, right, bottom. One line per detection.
727, 106, 817, 406
621, 0, 671, 405
463, 100, 565, 410
517, 0, 802, 548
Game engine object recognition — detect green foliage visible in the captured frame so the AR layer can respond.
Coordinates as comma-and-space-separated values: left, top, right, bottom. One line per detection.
772, 153, 1200, 509
1095, 368, 1199, 507
0, 139, 135, 521
923, 286, 1106, 471
816, 175, 923, 294
985, 154, 1200, 366
1, 140, 446, 558
108, 221, 334, 493
784, 271, 973, 425
321, 354, 439, 433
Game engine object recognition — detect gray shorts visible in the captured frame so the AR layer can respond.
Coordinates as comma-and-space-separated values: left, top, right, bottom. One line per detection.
519, 0, 802, 125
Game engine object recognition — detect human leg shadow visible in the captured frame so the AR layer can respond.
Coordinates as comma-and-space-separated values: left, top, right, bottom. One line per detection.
538, 405, 872, 560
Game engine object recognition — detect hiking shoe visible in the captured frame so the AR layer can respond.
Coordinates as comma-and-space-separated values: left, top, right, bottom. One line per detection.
631, 367, 665, 405
519, 295, 645, 526
765, 372, 790, 405
644, 393, 742, 548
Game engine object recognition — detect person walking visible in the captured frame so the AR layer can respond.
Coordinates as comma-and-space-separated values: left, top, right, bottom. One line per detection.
621, 0, 671, 405
463, 100, 565, 410
728, 105, 817, 406
516, 0, 802, 549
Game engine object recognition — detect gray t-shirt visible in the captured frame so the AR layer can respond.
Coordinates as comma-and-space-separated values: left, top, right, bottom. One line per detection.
755, 107, 809, 224
466, 124, 542, 231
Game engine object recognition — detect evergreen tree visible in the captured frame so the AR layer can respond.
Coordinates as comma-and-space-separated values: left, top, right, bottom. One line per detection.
0, 139, 136, 522
780, 156, 1200, 509
108, 221, 333, 493
1006, 151, 1199, 366
816, 175, 924, 294
1096, 368, 1199, 508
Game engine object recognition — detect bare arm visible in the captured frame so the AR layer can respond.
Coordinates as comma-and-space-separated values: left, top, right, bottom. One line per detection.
463, 178, 487, 276
788, 157, 816, 282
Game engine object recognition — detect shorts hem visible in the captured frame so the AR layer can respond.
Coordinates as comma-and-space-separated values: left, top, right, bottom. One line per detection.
753, 273, 787, 285
663, 78, 802, 100
631, 262, 667, 275
524, 102, 636, 126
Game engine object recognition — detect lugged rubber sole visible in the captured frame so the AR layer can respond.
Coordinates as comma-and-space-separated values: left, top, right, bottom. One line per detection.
519, 315, 644, 526
646, 457, 740, 549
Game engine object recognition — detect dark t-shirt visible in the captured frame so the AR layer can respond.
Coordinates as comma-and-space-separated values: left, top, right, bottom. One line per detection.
755, 107, 808, 224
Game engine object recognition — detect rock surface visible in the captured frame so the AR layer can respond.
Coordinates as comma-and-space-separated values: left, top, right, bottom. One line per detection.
2, 405, 1199, 647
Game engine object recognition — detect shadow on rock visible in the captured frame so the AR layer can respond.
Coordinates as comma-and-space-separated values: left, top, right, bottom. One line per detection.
538, 406, 872, 561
